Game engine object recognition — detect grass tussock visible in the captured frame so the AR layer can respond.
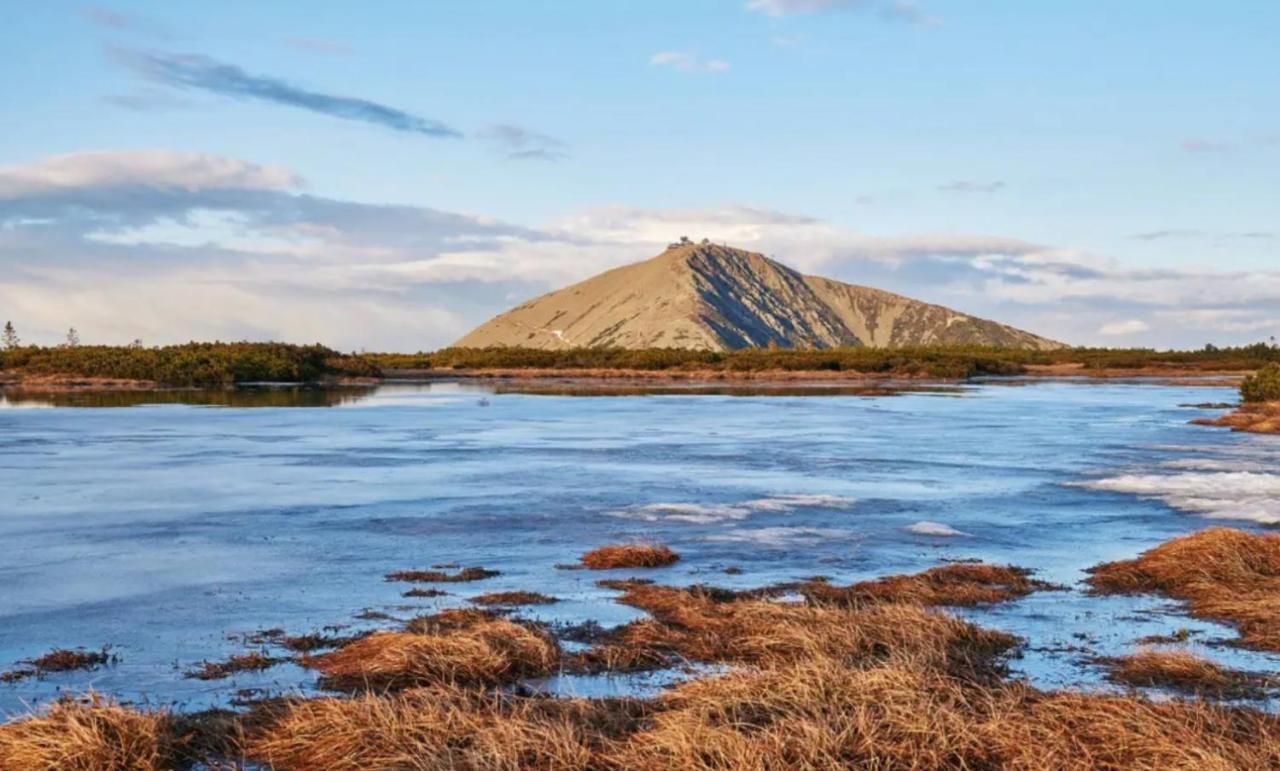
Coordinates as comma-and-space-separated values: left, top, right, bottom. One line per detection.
572, 582, 1019, 679
0, 694, 175, 771
1102, 649, 1272, 699
796, 563, 1057, 608
470, 591, 559, 607
384, 567, 500, 583
246, 685, 649, 771
2, 647, 113, 683
241, 656, 1280, 771
1088, 528, 1280, 651
279, 632, 360, 653
1194, 401, 1280, 434
402, 587, 449, 598
305, 619, 559, 691
580, 543, 680, 570
187, 651, 285, 681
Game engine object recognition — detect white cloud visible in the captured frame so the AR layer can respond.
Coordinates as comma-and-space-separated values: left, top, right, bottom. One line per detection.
649, 51, 730, 73
2, 149, 1279, 351
0, 150, 301, 199
746, 0, 940, 25
1098, 319, 1151, 336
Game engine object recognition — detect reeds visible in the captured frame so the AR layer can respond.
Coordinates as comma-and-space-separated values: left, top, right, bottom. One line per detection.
469, 591, 559, 606
187, 651, 284, 681
1102, 649, 1272, 699
795, 563, 1057, 607
0, 694, 174, 771
384, 567, 500, 583
1088, 528, 1280, 651
580, 543, 680, 569
305, 619, 559, 691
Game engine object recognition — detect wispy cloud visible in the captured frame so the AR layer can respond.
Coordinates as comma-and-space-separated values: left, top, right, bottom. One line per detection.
939, 180, 1004, 194
80, 5, 134, 29
1130, 229, 1202, 241
480, 125, 569, 162
746, 0, 940, 25
1179, 138, 1235, 154
283, 36, 354, 55
112, 48, 463, 138
650, 51, 731, 73
1099, 319, 1151, 336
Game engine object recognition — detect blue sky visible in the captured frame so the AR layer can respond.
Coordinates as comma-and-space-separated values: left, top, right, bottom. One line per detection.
1, 1, 1277, 349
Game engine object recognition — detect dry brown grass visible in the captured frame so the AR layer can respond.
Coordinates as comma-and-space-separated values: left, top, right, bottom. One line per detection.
1102, 649, 1273, 699
26, 648, 111, 673
1088, 528, 1280, 651
385, 567, 500, 583
580, 543, 679, 570
572, 582, 1018, 679
0, 694, 174, 771
243, 654, 1280, 771
187, 651, 285, 681
1193, 402, 1280, 434
305, 619, 559, 691
246, 685, 649, 771
1, 647, 113, 684
609, 656, 1280, 771
796, 563, 1057, 607
469, 591, 559, 607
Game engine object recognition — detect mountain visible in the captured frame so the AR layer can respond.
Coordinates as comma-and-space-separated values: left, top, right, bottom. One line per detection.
455, 242, 1063, 351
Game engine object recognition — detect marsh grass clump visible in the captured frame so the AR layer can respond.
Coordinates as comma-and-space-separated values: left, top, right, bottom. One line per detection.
581, 543, 679, 570
187, 651, 285, 681
794, 563, 1058, 608
571, 582, 1020, 680
1088, 528, 1280, 651
384, 567, 500, 583
1101, 649, 1273, 699
28, 647, 112, 673
3, 647, 115, 683
279, 633, 361, 654
245, 685, 650, 771
305, 618, 560, 691
0, 694, 176, 771
470, 591, 559, 607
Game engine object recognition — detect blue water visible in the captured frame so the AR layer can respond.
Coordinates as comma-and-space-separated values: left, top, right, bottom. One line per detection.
1, 380, 1277, 714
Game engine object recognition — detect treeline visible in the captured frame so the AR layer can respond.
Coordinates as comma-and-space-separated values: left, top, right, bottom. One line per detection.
1242, 363, 1280, 402
5, 342, 1279, 387
371, 342, 1280, 380
0, 342, 381, 387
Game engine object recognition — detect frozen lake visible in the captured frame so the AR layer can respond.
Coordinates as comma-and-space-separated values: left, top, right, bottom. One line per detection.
2, 380, 1278, 714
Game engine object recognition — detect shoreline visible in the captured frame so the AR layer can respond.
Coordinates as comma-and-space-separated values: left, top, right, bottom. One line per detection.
0, 365, 1250, 394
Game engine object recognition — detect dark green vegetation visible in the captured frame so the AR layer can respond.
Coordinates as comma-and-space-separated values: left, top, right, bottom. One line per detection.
0, 342, 380, 387
1242, 363, 1280, 402
3, 340, 1278, 387
373, 342, 1280, 379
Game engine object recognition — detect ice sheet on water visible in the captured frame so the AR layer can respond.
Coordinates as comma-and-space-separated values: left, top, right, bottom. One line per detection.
609, 494, 856, 524
905, 521, 971, 537
1074, 471, 1280, 524
703, 527, 858, 547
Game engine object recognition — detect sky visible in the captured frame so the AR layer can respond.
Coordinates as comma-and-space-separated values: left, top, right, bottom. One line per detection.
0, 0, 1277, 351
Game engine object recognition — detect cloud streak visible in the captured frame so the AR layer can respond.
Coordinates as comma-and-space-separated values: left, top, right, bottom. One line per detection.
746, 0, 940, 25
939, 180, 1005, 194
112, 48, 463, 138
480, 125, 569, 162
650, 51, 731, 73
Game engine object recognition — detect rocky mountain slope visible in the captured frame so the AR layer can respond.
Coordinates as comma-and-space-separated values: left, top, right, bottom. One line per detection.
455, 242, 1062, 350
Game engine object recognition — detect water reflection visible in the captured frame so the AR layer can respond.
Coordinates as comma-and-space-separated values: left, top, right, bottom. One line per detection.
0, 385, 379, 409
0, 380, 961, 408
